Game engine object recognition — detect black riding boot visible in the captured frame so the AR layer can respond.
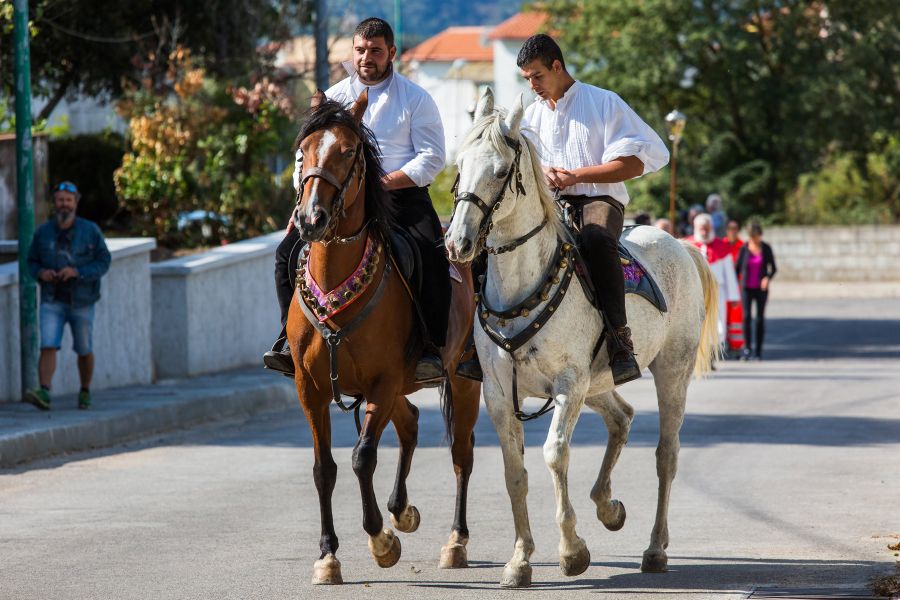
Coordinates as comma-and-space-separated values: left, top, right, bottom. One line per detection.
263, 228, 304, 376
580, 200, 641, 386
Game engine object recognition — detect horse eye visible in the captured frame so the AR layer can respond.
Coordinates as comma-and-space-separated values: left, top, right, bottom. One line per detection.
496, 169, 509, 179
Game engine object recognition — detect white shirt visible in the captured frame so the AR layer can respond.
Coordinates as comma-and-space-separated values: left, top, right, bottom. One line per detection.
317, 70, 445, 188
521, 81, 669, 205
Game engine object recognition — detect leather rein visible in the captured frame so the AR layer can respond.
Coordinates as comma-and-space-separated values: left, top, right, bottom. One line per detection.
455, 134, 599, 421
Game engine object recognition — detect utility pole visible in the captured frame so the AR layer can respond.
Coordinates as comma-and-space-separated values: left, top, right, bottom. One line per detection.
314, 0, 329, 90
14, 0, 38, 398
394, 0, 403, 63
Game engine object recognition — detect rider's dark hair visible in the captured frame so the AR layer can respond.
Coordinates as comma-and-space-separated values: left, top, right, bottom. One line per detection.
749, 221, 764, 236
294, 99, 397, 236
354, 17, 394, 48
516, 34, 566, 71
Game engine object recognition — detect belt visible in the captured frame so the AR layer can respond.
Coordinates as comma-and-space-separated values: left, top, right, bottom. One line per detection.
559, 194, 624, 214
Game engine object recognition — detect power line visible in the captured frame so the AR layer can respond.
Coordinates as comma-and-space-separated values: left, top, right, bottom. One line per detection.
39, 16, 156, 44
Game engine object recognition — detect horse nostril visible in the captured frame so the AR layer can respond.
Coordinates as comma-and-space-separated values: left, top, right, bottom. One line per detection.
311, 207, 326, 225
460, 238, 472, 256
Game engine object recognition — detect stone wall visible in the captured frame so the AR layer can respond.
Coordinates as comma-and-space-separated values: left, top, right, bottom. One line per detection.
0, 238, 156, 403
151, 233, 282, 378
764, 226, 900, 282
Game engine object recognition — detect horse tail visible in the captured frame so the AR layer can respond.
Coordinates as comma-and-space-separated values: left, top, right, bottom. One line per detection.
438, 374, 455, 447
681, 241, 721, 378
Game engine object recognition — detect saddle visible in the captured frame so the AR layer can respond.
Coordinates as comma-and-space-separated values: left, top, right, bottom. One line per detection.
570, 225, 668, 314
387, 227, 422, 296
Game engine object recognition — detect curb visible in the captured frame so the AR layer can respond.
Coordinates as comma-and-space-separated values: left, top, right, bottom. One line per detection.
0, 374, 296, 468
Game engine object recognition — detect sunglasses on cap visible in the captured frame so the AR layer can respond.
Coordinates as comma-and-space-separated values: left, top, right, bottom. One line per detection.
55, 182, 78, 194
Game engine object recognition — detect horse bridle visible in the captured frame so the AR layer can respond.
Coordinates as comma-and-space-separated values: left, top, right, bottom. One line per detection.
452, 134, 537, 255
295, 140, 366, 244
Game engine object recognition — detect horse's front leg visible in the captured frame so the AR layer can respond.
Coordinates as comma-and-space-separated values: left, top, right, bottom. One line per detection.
586, 390, 634, 531
387, 396, 421, 534
353, 381, 402, 568
484, 377, 534, 588
544, 370, 591, 577
297, 383, 343, 585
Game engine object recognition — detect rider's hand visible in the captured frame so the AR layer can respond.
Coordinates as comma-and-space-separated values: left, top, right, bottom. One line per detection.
551, 168, 579, 189
38, 269, 57, 283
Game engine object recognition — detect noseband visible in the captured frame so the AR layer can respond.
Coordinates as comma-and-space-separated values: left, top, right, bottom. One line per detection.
452, 134, 545, 255
296, 140, 366, 244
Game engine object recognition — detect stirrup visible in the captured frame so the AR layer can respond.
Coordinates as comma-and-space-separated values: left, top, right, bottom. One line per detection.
415, 354, 444, 387
456, 357, 483, 382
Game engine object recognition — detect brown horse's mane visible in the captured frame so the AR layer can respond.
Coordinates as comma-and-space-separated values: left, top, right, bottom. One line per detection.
295, 99, 398, 240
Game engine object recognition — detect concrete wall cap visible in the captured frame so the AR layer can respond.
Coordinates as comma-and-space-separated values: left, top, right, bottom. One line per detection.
151, 232, 282, 276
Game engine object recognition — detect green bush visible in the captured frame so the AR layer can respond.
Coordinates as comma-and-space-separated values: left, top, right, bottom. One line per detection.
430, 165, 458, 221
114, 48, 297, 248
786, 132, 900, 225
49, 133, 126, 228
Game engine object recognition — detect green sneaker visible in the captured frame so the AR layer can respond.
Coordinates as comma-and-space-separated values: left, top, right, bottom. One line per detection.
24, 388, 51, 411
78, 390, 92, 410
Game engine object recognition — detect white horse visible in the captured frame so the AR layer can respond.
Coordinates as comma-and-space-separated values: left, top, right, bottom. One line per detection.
445, 89, 720, 588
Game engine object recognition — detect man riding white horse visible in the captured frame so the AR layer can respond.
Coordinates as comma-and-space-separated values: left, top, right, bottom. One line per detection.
518, 34, 670, 385
264, 17, 450, 383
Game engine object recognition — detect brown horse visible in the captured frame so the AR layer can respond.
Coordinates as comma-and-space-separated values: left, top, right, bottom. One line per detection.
287, 89, 480, 584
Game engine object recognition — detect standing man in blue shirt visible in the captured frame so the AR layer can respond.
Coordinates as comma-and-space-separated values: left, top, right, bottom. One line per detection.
25, 181, 111, 410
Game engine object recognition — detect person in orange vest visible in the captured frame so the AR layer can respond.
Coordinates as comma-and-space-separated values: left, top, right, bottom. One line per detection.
722, 219, 745, 358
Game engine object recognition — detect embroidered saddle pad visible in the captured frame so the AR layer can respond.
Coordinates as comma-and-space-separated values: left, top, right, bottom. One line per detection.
572, 227, 668, 313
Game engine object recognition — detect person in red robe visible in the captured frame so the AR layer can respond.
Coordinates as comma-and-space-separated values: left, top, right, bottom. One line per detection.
685, 214, 740, 348
722, 219, 745, 357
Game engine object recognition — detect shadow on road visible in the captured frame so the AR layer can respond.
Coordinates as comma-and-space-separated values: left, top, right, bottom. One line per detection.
351, 556, 886, 595
764, 318, 900, 360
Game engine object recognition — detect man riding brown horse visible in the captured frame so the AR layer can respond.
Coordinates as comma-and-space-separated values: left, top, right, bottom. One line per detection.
265, 17, 451, 384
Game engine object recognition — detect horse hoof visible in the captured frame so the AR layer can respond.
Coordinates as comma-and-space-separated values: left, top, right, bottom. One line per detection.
560, 539, 591, 576
369, 530, 402, 568
390, 504, 420, 533
601, 499, 627, 532
439, 543, 468, 569
641, 549, 668, 573
500, 563, 532, 588
311, 554, 343, 585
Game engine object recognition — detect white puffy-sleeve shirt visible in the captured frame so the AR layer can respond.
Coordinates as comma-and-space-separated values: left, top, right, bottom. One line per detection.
317, 71, 445, 188
521, 81, 669, 205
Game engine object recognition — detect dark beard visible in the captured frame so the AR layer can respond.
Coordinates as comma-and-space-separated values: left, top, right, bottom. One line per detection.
56, 210, 73, 226
359, 62, 392, 85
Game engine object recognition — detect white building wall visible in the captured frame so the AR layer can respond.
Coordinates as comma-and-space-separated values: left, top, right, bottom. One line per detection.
493, 40, 535, 112
409, 62, 482, 163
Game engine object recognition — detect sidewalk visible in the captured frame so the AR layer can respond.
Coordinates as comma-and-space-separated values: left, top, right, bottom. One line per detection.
0, 368, 296, 468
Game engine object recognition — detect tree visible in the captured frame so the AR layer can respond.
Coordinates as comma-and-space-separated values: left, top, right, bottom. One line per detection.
543, 0, 900, 220
0, 0, 307, 121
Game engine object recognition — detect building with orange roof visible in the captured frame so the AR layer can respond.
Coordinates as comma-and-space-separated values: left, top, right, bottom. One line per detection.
402, 27, 495, 160
489, 11, 549, 110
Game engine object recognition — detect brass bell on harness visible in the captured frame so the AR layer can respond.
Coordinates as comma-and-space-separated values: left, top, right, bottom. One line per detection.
552, 276, 560, 285
331, 297, 341, 307
498, 319, 507, 327
562, 243, 573, 252
343, 290, 353, 300
559, 258, 569, 269
481, 310, 489, 319
520, 308, 530, 317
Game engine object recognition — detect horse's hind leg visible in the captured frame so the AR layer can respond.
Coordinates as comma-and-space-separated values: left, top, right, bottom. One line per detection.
299, 387, 343, 585
387, 396, 421, 533
585, 391, 634, 531
439, 376, 480, 569
353, 383, 403, 568
544, 373, 591, 577
642, 363, 690, 573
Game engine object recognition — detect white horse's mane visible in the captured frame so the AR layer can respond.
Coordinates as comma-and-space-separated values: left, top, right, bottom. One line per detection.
458, 111, 572, 243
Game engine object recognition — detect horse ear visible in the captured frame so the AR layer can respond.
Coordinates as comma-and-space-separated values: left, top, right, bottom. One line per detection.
473, 87, 494, 121
310, 89, 326, 110
504, 93, 525, 138
349, 88, 369, 123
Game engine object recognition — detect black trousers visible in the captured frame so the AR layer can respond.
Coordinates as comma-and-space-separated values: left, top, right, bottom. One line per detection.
392, 186, 451, 347
742, 287, 768, 356
567, 196, 627, 328
273, 186, 450, 347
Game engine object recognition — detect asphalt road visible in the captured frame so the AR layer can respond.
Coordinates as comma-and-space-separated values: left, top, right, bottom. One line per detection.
2, 296, 899, 600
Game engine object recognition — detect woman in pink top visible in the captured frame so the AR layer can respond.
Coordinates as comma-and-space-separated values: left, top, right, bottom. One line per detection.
735, 222, 777, 360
